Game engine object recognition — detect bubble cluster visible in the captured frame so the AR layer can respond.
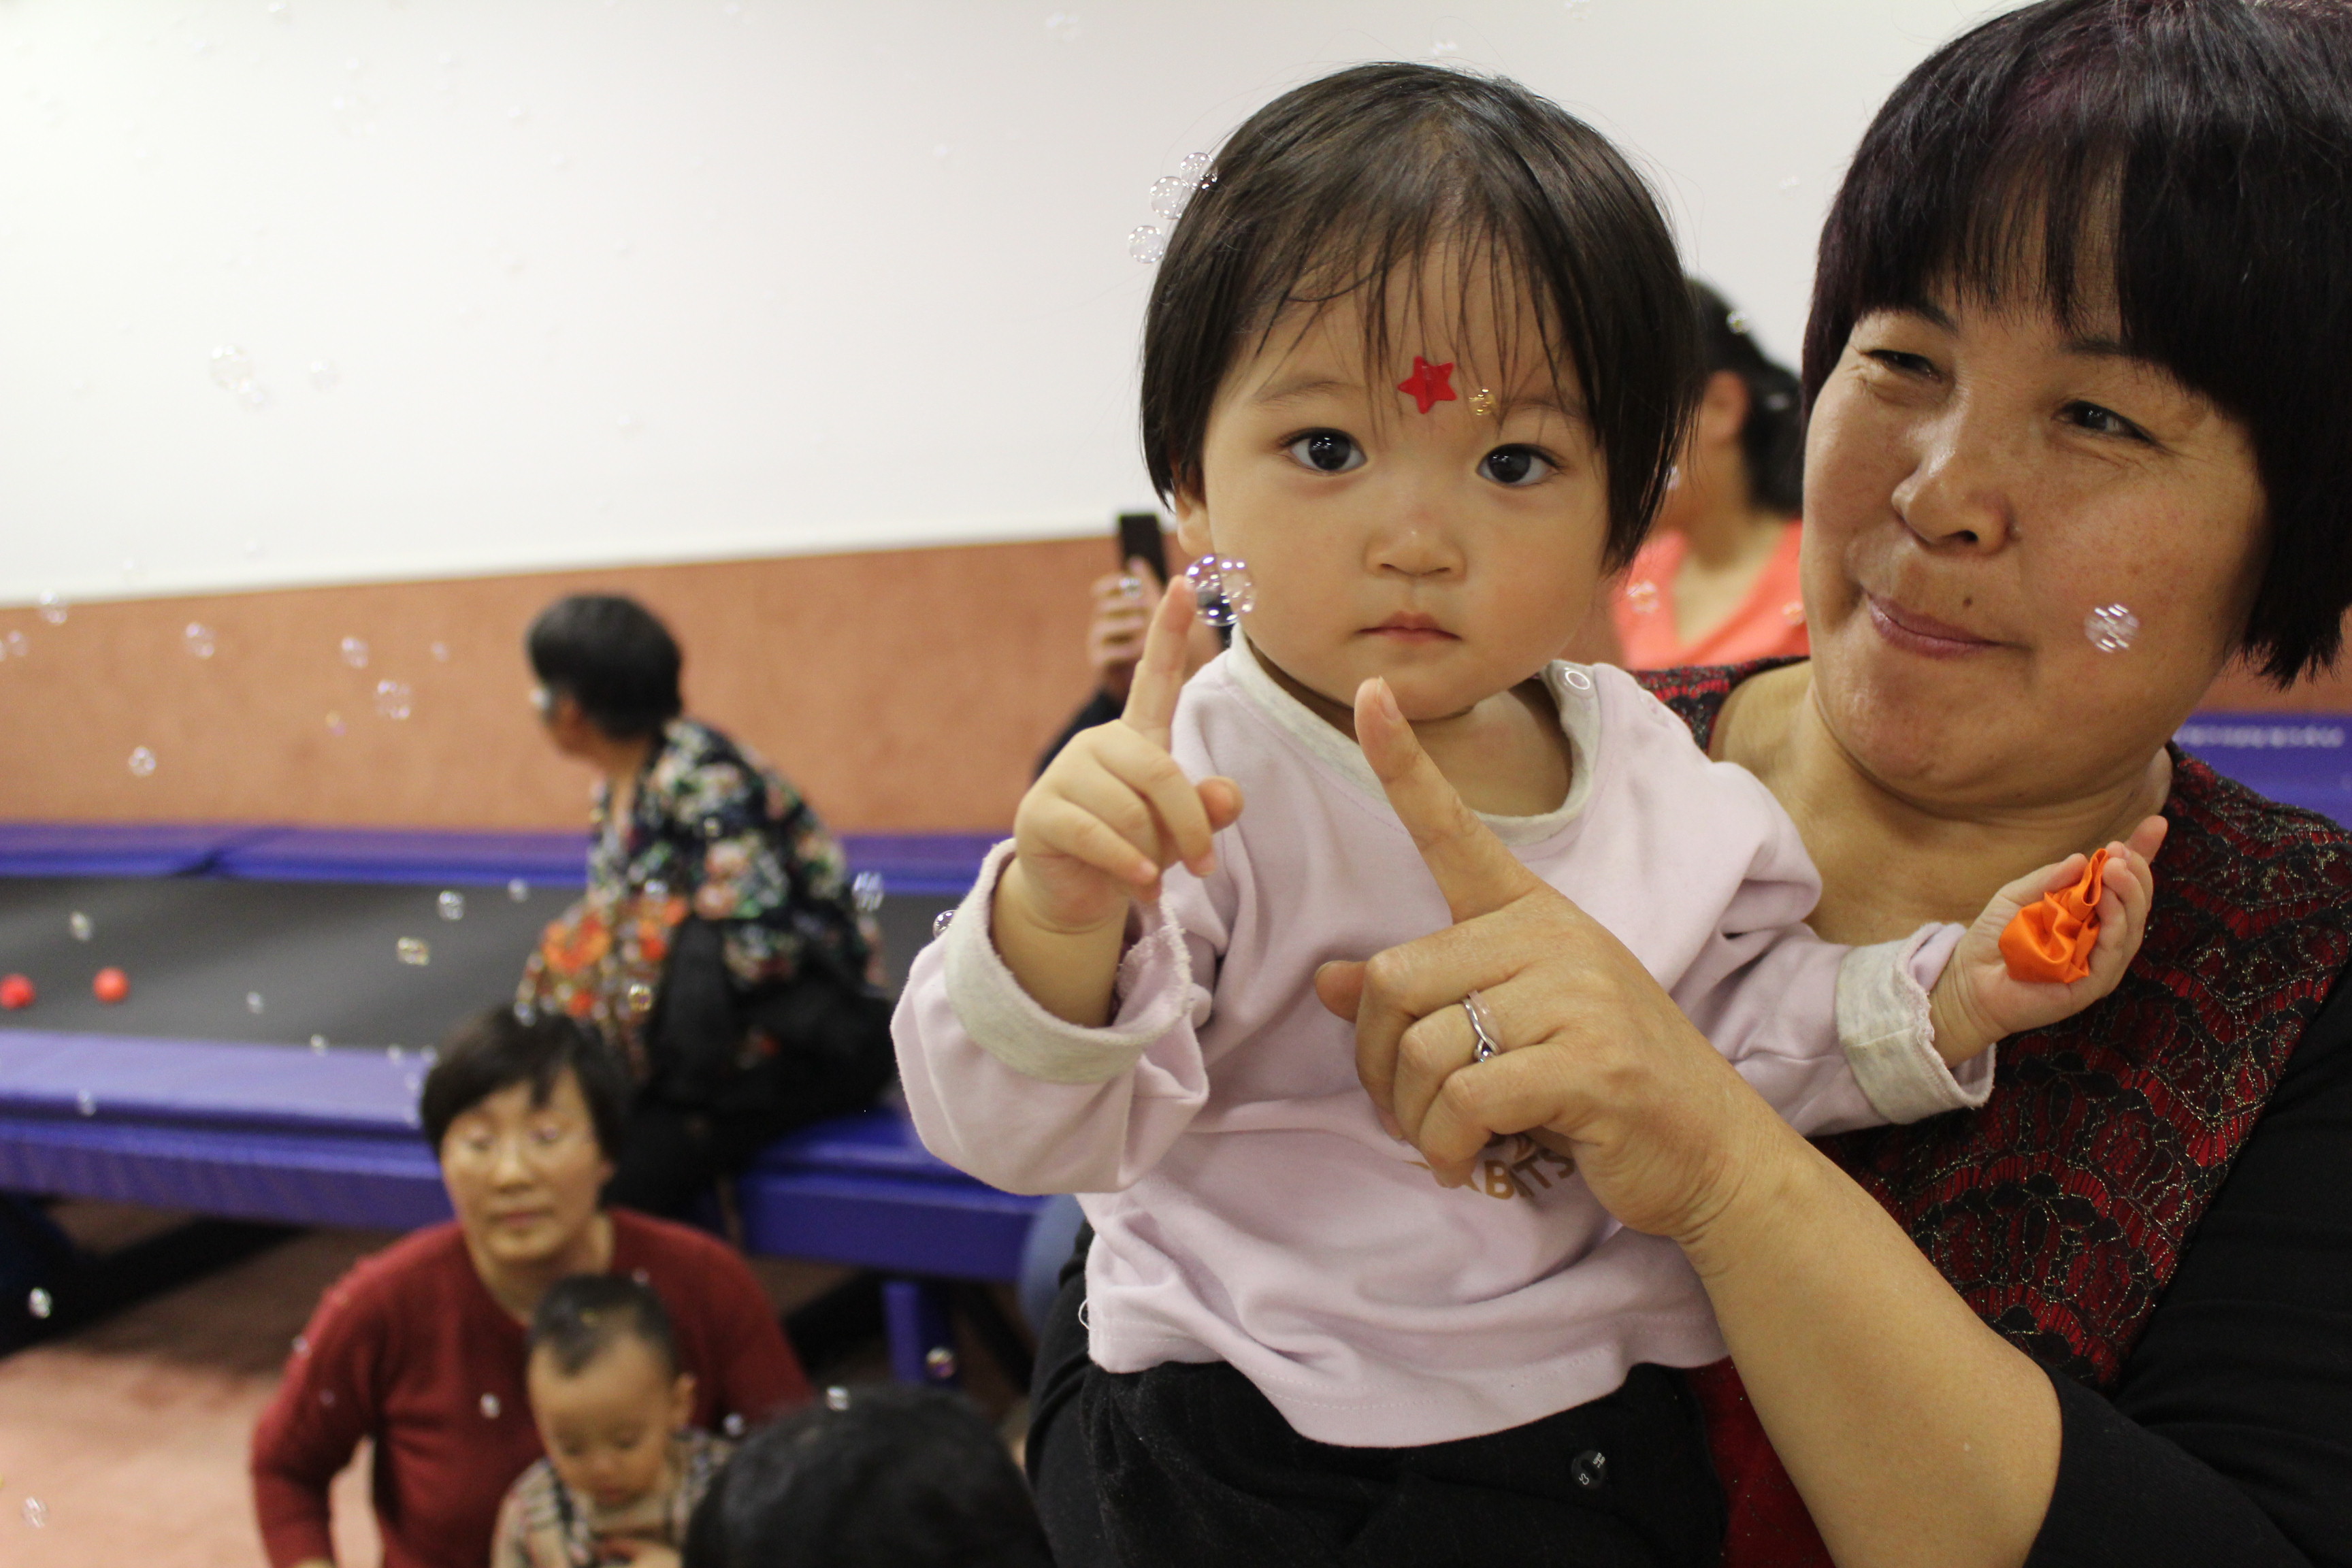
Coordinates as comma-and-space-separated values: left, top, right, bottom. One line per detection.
340, 636, 370, 668
397, 937, 430, 966
375, 679, 413, 719
69, 913, 92, 941
438, 890, 466, 921
2085, 604, 2140, 653
128, 747, 157, 778
1128, 225, 1166, 264
28, 1287, 52, 1320
1183, 555, 1256, 627
184, 622, 216, 658
851, 870, 885, 914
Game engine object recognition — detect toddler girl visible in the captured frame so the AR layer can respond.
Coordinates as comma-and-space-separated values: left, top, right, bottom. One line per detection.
896, 63, 2153, 1565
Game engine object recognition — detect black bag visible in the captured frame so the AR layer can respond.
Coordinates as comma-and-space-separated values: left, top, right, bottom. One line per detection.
647, 917, 894, 1113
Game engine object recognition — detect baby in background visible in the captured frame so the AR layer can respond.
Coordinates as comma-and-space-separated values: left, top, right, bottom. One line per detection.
493, 1275, 732, 1568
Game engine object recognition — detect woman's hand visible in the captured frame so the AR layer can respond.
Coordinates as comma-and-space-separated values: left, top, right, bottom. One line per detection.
1086, 559, 1160, 703
1314, 676, 1795, 1246
994, 578, 1243, 1024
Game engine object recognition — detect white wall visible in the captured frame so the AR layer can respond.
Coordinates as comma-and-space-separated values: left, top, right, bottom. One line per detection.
0, 0, 2006, 604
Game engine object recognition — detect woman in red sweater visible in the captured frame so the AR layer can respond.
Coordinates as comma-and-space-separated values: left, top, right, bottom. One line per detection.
250, 1007, 810, 1568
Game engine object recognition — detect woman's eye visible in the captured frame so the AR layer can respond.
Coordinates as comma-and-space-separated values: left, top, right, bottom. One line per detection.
2063, 401, 2147, 441
531, 1124, 565, 1145
1479, 446, 1554, 487
1285, 431, 1364, 474
1864, 348, 1936, 378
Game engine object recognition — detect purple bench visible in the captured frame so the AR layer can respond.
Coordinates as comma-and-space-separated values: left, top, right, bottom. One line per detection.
0, 1032, 1037, 1379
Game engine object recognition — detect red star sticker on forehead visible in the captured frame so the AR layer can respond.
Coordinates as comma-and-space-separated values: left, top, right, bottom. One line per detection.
1396, 356, 1458, 414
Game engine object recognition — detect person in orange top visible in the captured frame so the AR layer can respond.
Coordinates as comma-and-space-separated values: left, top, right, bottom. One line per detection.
1611, 281, 1809, 668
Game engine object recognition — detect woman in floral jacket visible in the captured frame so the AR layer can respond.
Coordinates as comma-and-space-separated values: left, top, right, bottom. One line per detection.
519, 593, 894, 1215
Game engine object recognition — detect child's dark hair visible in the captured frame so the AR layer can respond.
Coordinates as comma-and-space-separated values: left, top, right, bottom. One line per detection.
1689, 280, 1803, 519
682, 1384, 1047, 1568
1141, 63, 1699, 570
419, 1004, 632, 1160
526, 593, 685, 740
527, 1274, 680, 1379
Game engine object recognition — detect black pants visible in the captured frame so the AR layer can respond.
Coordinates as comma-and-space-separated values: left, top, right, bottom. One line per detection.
604, 979, 895, 1220
1028, 1230, 1725, 1568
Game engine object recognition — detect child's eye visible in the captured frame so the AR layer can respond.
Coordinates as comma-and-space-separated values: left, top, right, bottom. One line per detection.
1285, 431, 1365, 474
1479, 446, 1553, 487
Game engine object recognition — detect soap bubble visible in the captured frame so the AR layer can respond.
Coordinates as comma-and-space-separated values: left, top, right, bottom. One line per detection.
309, 359, 338, 392
246, 992, 265, 1014
430, 641, 450, 662
184, 622, 216, 657
209, 345, 256, 391
76, 1091, 96, 1116
825, 1386, 851, 1411
480, 1392, 502, 1418
1045, 11, 1081, 42
128, 746, 157, 777
387, 1044, 404, 1062
239, 383, 271, 412
625, 981, 654, 1015
1149, 175, 1196, 222
374, 679, 412, 719
69, 912, 93, 941
932, 909, 956, 939
340, 636, 369, 668
6, 631, 27, 659
397, 937, 430, 966
22, 1498, 46, 1528
310, 1034, 329, 1052
37, 591, 67, 625
646, 880, 670, 903
1177, 150, 1213, 184
293, 1334, 309, 1356
723, 1411, 746, 1437
1781, 600, 1806, 626
2085, 604, 2139, 653
508, 879, 529, 902
1624, 580, 1660, 616
325, 711, 346, 736
1183, 555, 1255, 627
28, 1287, 52, 1319
1128, 225, 1166, 264
437, 890, 465, 921
852, 870, 885, 913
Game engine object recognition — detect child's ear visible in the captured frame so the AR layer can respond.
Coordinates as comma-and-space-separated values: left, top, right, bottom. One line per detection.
671, 1371, 696, 1431
1171, 483, 1213, 562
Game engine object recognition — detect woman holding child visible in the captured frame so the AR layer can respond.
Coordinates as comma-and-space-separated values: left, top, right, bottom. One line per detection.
250, 1009, 808, 1568
966, 1, 2351, 1564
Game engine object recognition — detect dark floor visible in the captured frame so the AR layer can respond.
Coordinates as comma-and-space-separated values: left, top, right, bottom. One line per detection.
0, 875, 957, 1051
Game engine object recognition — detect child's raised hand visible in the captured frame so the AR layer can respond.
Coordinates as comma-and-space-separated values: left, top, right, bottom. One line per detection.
1004, 576, 1244, 942
1927, 815, 2166, 1064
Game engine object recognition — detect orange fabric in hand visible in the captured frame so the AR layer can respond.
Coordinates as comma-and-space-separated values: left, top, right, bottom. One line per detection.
1998, 847, 2108, 983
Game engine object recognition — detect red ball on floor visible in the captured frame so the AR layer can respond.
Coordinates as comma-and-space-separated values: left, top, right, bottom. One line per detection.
92, 967, 129, 1004
0, 974, 33, 1009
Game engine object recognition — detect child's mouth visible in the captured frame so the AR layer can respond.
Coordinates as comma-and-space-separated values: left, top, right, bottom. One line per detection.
1365, 614, 1456, 643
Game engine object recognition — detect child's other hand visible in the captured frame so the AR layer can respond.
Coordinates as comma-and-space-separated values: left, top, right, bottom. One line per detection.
1007, 576, 1245, 938
1929, 815, 2166, 1064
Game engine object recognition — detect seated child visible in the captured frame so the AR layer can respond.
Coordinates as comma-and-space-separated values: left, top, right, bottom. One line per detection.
894, 62, 2159, 1567
681, 1383, 1049, 1568
494, 1275, 732, 1568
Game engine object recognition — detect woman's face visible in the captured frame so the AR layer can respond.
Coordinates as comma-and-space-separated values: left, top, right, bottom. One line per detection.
1800, 295, 2268, 811
438, 1068, 615, 1273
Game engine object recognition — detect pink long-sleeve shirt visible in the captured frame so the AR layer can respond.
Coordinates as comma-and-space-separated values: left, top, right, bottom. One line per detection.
897, 640, 1977, 1447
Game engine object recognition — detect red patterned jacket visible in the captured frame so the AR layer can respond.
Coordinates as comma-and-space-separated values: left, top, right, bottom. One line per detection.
1637, 662, 2352, 1566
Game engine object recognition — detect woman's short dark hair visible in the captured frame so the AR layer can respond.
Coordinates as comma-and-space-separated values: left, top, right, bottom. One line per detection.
682, 1384, 1048, 1568
526, 594, 684, 739
1806, 0, 2352, 685
1690, 280, 1803, 519
419, 1005, 632, 1160
1141, 63, 1699, 571
529, 1273, 679, 1379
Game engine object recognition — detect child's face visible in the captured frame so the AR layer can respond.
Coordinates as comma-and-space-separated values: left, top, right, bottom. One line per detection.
1173, 268, 1612, 726
527, 1337, 696, 1514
